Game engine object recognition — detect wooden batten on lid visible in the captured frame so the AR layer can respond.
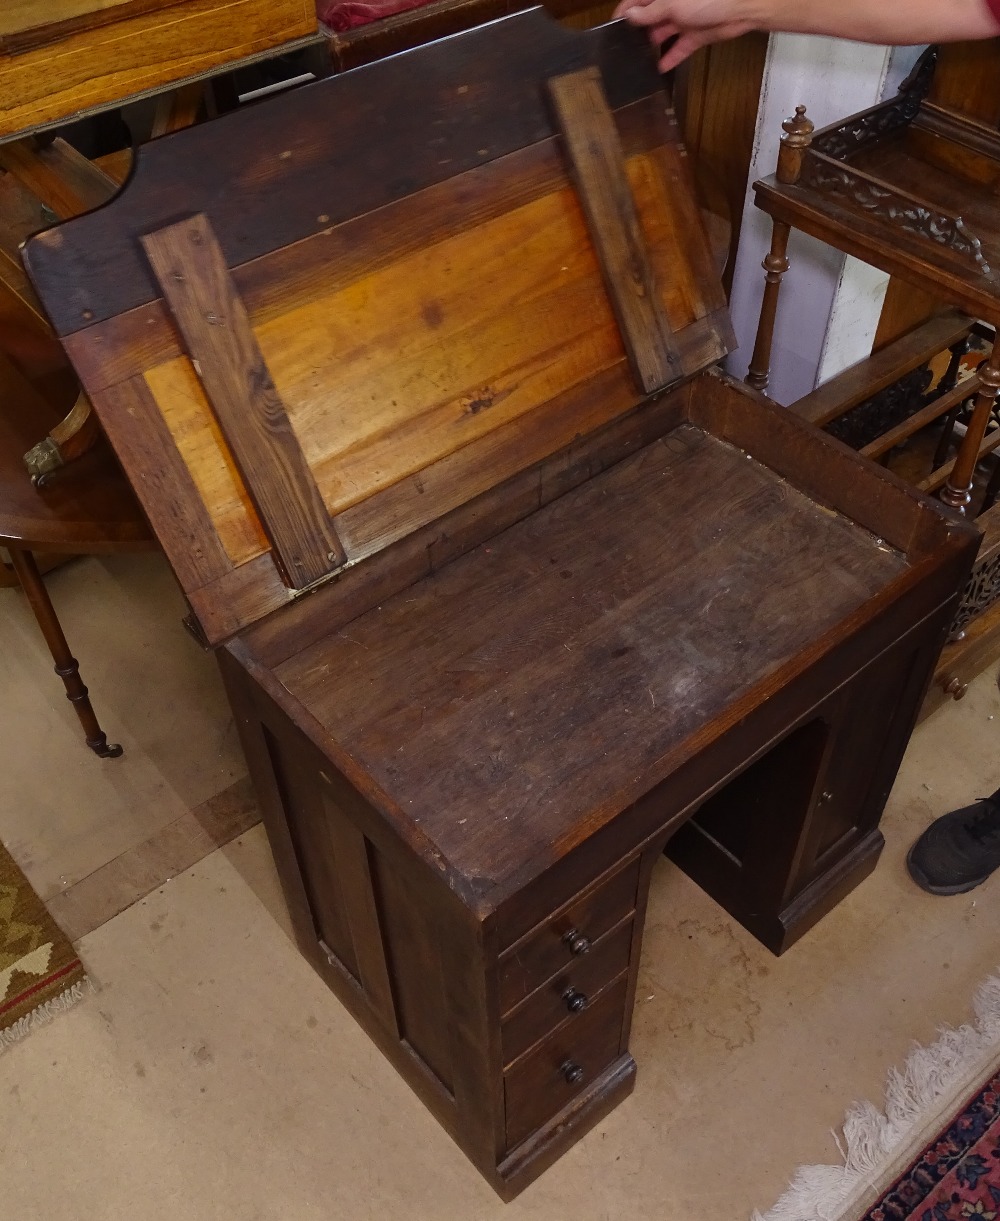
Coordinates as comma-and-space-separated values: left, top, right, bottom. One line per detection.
23, 12, 734, 646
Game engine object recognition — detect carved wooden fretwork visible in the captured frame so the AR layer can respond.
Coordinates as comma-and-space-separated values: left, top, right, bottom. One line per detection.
951, 546, 1000, 639
811, 47, 938, 161
824, 366, 934, 451
798, 155, 992, 275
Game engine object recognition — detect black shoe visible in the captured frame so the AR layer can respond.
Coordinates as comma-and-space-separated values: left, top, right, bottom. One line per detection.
907, 787, 1000, 895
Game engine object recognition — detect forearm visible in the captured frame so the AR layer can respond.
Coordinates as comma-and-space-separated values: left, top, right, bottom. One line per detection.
744, 0, 1000, 44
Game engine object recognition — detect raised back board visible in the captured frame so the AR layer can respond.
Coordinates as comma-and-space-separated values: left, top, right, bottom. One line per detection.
24, 11, 735, 644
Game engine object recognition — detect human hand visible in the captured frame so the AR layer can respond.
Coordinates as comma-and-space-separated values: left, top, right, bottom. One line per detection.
612, 0, 756, 72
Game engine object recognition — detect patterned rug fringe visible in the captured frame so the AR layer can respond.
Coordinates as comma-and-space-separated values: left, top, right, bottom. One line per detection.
752, 968, 1000, 1221
0, 975, 95, 1055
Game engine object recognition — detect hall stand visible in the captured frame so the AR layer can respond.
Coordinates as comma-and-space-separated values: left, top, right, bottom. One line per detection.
746, 42, 1000, 714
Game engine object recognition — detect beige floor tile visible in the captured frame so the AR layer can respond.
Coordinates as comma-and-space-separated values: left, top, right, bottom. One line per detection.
2, 540, 999, 1218
0, 553, 246, 901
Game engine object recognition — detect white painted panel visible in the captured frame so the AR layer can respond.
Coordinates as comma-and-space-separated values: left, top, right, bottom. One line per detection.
726, 34, 899, 403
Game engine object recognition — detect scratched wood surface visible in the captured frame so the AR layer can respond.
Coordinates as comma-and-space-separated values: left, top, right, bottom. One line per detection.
0, 0, 316, 138
549, 66, 680, 393
274, 415, 908, 890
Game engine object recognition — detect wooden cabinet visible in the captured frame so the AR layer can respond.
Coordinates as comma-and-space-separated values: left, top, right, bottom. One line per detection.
23, 14, 979, 1198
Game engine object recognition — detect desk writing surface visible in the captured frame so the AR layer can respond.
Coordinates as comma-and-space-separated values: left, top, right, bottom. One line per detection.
275, 421, 908, 892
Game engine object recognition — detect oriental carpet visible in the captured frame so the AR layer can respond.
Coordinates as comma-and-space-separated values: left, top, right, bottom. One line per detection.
0, 838, 90, 1052
861, 1070, 1000, 1221
754, 972, 1000, 1221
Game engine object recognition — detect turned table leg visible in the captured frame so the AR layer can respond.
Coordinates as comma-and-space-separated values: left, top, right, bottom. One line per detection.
940, 344, 1000, 513
6, 546, 123, 758
746, 219, 791, 393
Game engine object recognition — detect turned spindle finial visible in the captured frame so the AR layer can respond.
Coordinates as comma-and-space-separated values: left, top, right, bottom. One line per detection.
777, 105, 815, 184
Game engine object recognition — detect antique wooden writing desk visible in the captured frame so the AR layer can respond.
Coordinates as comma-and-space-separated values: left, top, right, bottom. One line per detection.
24, 14, 979, 1197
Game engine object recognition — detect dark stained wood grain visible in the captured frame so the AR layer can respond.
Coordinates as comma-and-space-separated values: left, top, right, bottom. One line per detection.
498, 859, 639, 1010
318, 802, 400, 1038
0, 136, 117, 220
92, 376, 228, 585
919, 427, 1000, 495
549, 67, 680, 393
500, 918, 634, 1065
674, 32, 769, 294
274, 421, 914, 893
185, 554, 295, 645
504, 972, 627, 1149
790, 309, 974, 428
859, 374, 981, 462
692, 370, 960, 561
928, 38, 1000, 127
242, 386, 692, 669
142, 214, 346, 586
0, 0, 187, 54
25, 12, 983, 1198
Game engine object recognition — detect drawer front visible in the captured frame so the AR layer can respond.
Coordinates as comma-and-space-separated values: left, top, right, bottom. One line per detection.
498, 858, 640, 1012
501, 918, 634, 1066
504, 972, 628, 1150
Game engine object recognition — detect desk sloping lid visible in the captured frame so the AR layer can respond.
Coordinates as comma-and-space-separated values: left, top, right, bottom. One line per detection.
24, 11, 735, 645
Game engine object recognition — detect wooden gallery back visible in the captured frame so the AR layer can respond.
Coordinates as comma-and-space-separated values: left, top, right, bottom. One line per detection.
23, 13, 980, 1199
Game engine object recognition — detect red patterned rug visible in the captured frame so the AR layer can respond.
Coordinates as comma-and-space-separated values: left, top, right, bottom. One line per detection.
863, 1070, 1000, 1221
754, 974, 1000, 1221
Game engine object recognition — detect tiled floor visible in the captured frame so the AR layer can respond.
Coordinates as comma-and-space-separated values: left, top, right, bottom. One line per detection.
2, 552, 999, 1219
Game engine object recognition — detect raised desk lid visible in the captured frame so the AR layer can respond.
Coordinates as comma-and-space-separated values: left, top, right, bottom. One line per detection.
24, 11, 734, 645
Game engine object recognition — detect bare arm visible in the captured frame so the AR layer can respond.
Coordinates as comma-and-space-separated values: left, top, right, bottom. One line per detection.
613, 0, 1000, 73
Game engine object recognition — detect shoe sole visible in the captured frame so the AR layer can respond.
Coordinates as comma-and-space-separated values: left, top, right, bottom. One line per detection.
905, 843, 992, 896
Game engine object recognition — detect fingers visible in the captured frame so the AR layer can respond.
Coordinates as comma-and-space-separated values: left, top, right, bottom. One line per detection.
656, 28, 712, 71
613, 0, 673, 25
646, 21, 680, 44
612, 0, 653, 16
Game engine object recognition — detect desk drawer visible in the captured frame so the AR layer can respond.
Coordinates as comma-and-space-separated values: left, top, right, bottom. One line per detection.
504, 972, 627, 1150
498, 858, 640, 1012
501, 917, 633, 1066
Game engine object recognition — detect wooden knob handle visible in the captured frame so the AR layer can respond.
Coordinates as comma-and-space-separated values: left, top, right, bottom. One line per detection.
561, 1060, 584, 1085
943, 676, 968, 700
563, 929, 591, 956
564, 988, 589, 1013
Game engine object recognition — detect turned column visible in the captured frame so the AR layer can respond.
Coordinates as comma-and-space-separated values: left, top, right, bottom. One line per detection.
7, 546, 123, 758
932, 334, 975, 469
940, 342, 1000, 513
746, 106, 814, 394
